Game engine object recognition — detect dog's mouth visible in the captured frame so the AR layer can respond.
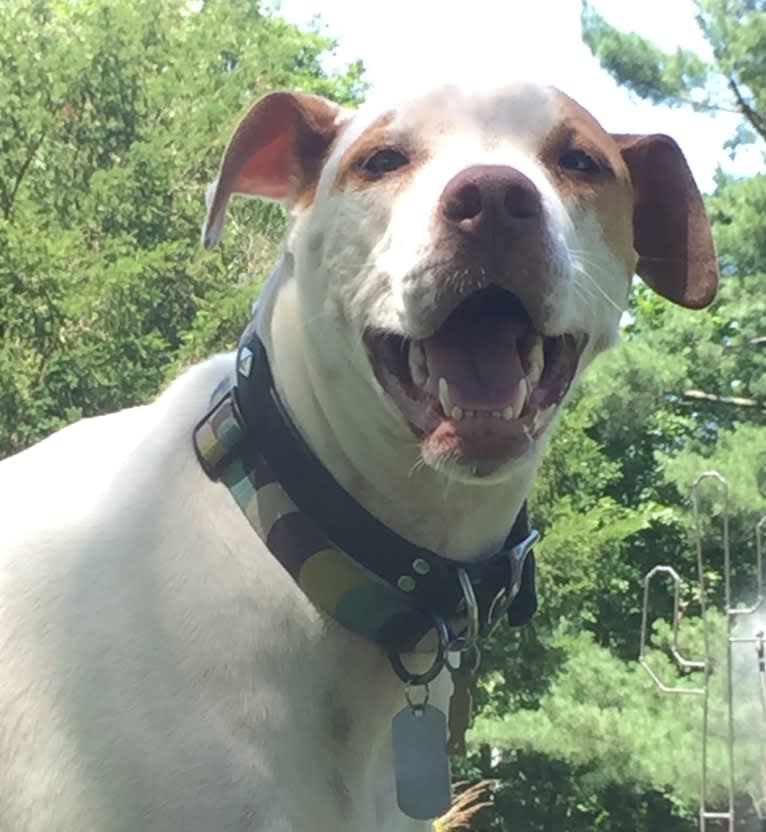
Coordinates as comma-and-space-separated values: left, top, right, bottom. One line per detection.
364, 287, 586, 469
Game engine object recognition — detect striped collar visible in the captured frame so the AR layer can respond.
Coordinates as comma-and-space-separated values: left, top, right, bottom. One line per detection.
193, 324, 538, 665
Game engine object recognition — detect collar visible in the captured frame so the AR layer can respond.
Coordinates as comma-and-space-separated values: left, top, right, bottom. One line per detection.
193, 320, 539, 672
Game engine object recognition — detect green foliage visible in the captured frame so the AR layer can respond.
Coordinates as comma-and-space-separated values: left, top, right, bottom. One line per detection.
581, 4, 710, 107
581, 0, 766, 141
468, 615, 766, 831
3, 1, 766, 829
0, 0, 365, 457
462, 6, 766, 830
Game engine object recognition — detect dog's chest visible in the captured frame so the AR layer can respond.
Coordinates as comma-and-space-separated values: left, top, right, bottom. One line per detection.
0, 367, 436, 832
158, 467, 448, 832
161, 522, 438, 832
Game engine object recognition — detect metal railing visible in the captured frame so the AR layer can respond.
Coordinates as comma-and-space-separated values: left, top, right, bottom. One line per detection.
640, 472, 766, 830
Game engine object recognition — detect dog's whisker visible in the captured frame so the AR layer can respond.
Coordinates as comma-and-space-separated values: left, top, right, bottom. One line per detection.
571, 263, 623, 314
408, 455, 428, 478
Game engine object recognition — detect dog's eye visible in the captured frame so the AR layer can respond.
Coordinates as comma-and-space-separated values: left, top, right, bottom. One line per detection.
361, 148, 409, 176
559, 149, 602, 175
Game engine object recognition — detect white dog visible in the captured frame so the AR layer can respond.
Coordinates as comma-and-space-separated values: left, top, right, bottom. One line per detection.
0, 81, 717, 831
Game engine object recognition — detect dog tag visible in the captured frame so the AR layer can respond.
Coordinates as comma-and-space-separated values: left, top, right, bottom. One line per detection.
391, 703, 451, 820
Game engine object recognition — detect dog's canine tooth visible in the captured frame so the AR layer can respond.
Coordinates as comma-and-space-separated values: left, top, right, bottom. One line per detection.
511, 378, 528, 418
526, 336, 544, 387
408, 341, 428, 385
438, 377, 452, 415
450, 406, 464, 421
502, 406, 515, 421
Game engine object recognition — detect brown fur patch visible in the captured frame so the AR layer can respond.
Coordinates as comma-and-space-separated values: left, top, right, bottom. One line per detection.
331, 111, 427, 194
212, 92, 343, 225
590, 178, 639, 277
290, 96, 346, 211
611, 133, 718, 308
540, 91, 637, 275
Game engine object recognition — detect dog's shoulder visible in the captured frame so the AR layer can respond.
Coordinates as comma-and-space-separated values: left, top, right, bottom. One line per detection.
0, 353, 235, 555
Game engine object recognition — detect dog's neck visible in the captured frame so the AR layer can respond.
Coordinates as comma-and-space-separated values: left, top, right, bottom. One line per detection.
256, 267, 541, 562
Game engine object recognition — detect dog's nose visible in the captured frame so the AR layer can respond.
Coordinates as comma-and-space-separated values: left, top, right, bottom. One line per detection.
440, 165, 542, 239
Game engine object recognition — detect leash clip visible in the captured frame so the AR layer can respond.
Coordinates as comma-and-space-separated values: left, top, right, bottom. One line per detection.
485, 529, 539, 635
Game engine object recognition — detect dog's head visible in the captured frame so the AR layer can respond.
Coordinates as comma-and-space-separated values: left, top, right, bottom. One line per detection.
203, 83, 718, 482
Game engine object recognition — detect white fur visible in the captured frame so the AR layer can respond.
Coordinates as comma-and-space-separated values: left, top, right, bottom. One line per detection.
0, 82, 640, 830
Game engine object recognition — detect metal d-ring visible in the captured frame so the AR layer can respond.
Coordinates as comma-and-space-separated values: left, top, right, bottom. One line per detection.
443, 570, 479, 670
455, 568, 480, 652
389, 616, 451, 685
486, 529, 539, 635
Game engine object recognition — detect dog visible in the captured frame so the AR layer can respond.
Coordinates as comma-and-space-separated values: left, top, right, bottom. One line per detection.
0, 81, 718, 831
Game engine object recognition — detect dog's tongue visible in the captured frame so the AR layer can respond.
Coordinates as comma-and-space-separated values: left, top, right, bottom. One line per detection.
423, 307, 529, 410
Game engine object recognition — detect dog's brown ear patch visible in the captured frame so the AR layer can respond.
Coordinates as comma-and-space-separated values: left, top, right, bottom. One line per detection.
612, 133, 719, 309
202, 92, 344, 249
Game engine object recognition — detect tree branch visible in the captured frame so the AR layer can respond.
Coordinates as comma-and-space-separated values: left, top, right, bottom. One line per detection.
728, 77, 766, 143
723, 335, 766, 351
682, 389, 764, 409
3, 130, 48, 220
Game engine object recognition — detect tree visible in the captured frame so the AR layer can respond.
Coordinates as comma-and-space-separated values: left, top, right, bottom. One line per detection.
465, 4, 766, 830
4, 1, 765, 829
0, 0, 365, 457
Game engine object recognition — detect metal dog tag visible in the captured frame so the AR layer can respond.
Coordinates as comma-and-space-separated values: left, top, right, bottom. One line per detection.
391, 703, 451, 820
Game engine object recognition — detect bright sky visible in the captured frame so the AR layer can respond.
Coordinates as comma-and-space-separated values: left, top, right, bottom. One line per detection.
274, 0, 763, 193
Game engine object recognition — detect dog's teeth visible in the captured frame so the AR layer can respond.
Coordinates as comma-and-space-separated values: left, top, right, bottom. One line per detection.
502, 406, 515, 421
438, 377, 452, 415
511, 378, 528, 418
492, 410, 501, 418
450, 406, 464, 421
408, 342, 427, 385
526, 336, 544, 387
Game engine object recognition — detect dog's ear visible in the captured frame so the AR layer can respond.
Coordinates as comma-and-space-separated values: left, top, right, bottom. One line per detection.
202, 92, 344, 249
612, 133, 719, 309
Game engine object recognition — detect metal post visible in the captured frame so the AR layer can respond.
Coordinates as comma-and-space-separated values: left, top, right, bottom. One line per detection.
640, 471, 766, 831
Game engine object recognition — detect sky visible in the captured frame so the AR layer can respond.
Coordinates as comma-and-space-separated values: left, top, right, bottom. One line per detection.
273, 0, 763, 193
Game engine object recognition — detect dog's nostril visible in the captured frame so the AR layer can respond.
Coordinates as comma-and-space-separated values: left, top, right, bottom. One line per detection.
440, 165, 542, 235
444, 183, 482, 223
504, 182, 541, 220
